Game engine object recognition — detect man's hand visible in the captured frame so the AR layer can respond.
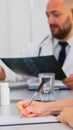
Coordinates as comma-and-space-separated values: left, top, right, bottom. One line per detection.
63, 74, 73, 89
0, 66, 6, 80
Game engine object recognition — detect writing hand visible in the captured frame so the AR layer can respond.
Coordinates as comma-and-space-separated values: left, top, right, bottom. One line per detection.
16, 99, 52, 118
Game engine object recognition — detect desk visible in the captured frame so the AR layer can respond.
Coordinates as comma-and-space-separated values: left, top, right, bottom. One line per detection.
0, 89, 73, 130
0, 104, 72, 130
10, 87, 73, 102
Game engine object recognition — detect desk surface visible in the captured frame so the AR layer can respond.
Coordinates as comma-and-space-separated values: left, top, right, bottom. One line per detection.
10, 87, 73, 101
0, 122, 72, 130
0, 104, 72, 130
0, 89, 73, 130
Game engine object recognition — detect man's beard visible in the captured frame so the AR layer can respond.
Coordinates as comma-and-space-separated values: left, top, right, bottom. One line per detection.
50, 16, 72, 40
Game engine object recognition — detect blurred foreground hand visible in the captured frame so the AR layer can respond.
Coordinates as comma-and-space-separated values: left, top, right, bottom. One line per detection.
57, 107, 73, 128
0, 66, 6, 81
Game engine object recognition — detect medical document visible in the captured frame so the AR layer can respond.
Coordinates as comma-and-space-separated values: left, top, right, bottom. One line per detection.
2, 55, 66, 80
0, 115, 58, 126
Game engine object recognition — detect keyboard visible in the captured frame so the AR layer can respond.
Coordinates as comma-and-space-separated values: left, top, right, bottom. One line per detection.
9, 81, 28, 89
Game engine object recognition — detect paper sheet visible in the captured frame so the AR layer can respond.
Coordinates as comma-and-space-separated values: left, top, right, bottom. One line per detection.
0, 115, 58, 126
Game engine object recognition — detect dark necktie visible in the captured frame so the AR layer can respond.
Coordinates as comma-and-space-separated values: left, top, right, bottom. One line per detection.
58, 41, 68, 67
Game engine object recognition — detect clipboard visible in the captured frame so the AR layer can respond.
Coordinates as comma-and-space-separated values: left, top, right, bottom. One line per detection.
1, 55, 66, 80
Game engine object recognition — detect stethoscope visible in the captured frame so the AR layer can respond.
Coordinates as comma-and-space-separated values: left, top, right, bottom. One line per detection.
38, 35, 49, 56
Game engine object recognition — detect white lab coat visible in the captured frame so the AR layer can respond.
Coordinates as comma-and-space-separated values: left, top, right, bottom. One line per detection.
26, 35, 73, 77
1, 35, 73, 81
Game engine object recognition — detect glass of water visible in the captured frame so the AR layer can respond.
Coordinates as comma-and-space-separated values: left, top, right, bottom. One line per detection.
38, 73, 55, 102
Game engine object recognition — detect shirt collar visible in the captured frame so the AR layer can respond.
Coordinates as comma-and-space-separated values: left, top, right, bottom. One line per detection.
53, 36, 73, 49
67, 36, 73, 47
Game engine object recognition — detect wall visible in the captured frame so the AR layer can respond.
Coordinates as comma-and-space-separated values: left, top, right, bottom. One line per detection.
8, 0, 30, 57
0, 0, 50, 57
0, 0, 9, 57
31, 0, 50, 41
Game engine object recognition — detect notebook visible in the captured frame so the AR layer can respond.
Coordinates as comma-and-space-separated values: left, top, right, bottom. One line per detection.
0, 115, 58, 126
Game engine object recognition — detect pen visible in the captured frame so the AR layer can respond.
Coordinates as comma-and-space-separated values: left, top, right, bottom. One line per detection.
54, 87, 70, 90
21, 80, 45, 118
28, 80, 45, 106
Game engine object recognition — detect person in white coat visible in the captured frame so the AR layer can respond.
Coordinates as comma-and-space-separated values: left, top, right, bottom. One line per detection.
25, 0, 73, 89
16, 0, 73, 128
27, 35, 73, 79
